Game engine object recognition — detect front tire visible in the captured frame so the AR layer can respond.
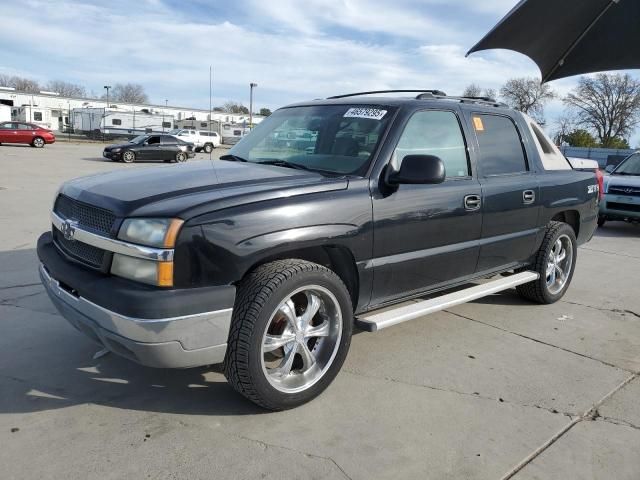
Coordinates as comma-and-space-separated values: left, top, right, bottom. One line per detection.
32, 137, 45, 148
517, 221, 577, 304
597, 216, 606, 227
122, 150, 135, 163
203, 143, 214, 153
224, 259, 353, 410
175, 151, 187, 162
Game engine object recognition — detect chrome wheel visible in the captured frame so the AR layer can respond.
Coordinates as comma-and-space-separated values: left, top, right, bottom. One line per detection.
261, 285, 342, 393
33, 137, 44, 148
123, 151, 135, 163
176, 152, 186, 162
546, 234, 573, 295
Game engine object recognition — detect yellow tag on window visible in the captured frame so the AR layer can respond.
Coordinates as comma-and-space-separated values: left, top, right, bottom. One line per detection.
473, 116, 484, 131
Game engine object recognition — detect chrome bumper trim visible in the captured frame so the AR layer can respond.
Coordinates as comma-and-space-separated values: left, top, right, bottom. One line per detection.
51, 211, 174, 261
40, 264, 233, 365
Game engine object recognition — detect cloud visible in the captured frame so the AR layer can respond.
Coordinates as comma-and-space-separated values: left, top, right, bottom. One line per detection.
0, 0, 638, 145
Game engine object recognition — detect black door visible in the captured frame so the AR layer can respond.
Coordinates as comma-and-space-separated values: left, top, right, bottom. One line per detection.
466, 112, 540, 272
137, 135, 162, 161
371, 109, 482, 306
161, 135, 179, 160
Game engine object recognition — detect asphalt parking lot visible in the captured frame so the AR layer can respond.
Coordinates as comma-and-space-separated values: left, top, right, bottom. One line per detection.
1, 142, 639, 479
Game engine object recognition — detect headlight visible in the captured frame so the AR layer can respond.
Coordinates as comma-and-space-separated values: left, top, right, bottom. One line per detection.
118, 218, 183, 248
111, 254, 174, 287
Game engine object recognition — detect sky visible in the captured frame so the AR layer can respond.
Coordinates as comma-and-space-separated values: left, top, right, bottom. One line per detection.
0, 0, 638, 144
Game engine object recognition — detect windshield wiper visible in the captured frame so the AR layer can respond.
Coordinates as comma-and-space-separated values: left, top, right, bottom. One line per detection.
219, 154, 248, 162
257, 159, 311, 171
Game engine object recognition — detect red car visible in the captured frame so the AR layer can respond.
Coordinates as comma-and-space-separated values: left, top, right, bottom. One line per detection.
0, 121, 56, 148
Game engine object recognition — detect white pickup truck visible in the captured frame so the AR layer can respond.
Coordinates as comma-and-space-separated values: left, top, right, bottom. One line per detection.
170, 129, 221, 153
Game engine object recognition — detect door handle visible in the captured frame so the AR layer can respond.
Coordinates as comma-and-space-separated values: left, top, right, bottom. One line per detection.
464, 194, 481, 211
523, 190, 536, 204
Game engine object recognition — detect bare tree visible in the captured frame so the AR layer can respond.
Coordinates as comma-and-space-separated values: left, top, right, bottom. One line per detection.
45, 80, 86, 97
500, 77, 555, 123
0, 74, 41, 92
564, 73, 640, 148
552, 113, 577, 145
103, 83, 149, 104
222, 101, 249, 114
462, 84, 482, 97
0, 73, 12, 87
462, 84, 497, 99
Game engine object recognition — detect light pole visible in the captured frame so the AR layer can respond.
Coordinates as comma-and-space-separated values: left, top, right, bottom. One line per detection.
103, 85, 111, 142
163, 99, 168, 133
249, 82, 257, 131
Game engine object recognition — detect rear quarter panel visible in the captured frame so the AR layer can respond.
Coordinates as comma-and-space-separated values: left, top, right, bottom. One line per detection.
536, 170, 599, 246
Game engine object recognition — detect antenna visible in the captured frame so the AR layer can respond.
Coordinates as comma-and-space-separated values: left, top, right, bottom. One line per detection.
209, 65, 220, 183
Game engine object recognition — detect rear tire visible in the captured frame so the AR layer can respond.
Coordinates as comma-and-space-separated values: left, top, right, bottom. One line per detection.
224, 259, 353, 410
175, 151, 187, 162
203, 143, 213, 153
597, 216, 606, 227
122, 150, 135, 163
32, 137, 45, 148
517, 221, 577, 304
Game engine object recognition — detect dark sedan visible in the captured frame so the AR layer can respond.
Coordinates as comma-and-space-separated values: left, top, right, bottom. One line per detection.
103, 134, 196, 163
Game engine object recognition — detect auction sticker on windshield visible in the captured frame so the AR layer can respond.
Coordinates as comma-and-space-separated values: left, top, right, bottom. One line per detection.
344, 107, 387, 120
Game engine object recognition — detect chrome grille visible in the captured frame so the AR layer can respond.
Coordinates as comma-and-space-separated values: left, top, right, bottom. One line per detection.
54, 195, 116, 235
53, 229, 106, 268
609, 186, 640, 197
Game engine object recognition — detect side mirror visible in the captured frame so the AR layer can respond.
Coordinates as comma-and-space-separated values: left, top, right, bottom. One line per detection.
387, 155, 446, 185
605, 164, 615, 173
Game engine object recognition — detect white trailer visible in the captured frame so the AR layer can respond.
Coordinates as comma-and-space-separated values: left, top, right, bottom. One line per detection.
72, 108, 175, 138
12, 106, 53, 129
0, 104, 10, 123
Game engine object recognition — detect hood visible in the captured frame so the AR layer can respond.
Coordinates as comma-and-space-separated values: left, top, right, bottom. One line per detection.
604, 172, 640, 193
104, 142, 136, 150
60, 160, 348, 218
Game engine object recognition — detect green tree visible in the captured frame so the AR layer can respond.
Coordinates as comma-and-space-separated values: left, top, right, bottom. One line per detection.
605, 137, 630, 149
259, 108, 272, 116
562, 129, 598, 147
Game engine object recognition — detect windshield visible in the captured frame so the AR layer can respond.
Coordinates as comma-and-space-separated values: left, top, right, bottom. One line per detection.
130, 135, 148, 143
614, 153, 640, 175
228, 105, 395, 175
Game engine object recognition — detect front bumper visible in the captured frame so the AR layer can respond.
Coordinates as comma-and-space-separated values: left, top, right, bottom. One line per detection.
600, 193, 640, 220
103, 150, 121, 160
38, 233, 236, 368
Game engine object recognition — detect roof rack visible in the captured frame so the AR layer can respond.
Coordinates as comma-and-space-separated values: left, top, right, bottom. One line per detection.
327, 90, 448, 99
326, 89, 507, 108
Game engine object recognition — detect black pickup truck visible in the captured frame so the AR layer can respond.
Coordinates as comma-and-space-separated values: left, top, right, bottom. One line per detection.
38, 91, 601, 410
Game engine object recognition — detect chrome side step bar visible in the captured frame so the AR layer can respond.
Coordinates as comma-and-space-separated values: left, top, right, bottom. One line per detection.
356, 271, 539, 332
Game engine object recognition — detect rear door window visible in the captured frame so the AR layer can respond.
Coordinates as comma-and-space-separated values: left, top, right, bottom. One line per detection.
147, 136, 161, 145
161, 135, 177, 145
472, 114, 528, 176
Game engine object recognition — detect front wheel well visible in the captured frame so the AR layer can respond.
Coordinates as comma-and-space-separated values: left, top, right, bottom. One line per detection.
551, 210, 580, 237
241, 246, 360, 310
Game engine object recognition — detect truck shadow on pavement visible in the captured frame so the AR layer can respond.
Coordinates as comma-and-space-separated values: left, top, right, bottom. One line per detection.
593, 222, 640, 238
0, 248, 265, 417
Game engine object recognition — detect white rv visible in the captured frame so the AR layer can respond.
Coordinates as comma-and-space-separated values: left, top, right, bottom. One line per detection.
12, 106, 53, 129
0, 104, 10, 123
72, 108, 175, 137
